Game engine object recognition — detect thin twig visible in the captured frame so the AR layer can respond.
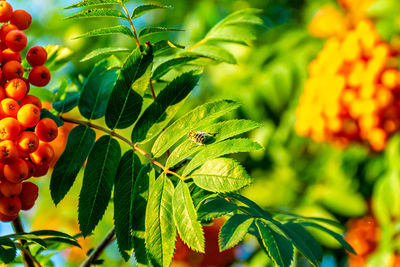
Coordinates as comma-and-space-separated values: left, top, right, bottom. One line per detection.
11, 216, 37, 267
59, 116, 184, 180
120, 2, 141, 51
80, 228, 115, 267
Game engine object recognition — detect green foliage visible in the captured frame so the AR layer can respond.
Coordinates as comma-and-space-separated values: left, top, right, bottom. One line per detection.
219, 214, 253, 251
105, 46, 152, 129
78, 135, 121, 236
145, 175, 176, 267
173, 181, 205, 253
51, 125, 96, 204
41, 1, 357, 266
191, 158, 253, 192
113, 150, 141, 260
0, 238, 16, 264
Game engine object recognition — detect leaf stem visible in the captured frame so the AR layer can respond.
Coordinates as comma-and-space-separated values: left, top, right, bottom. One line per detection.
11, 216, 37, 267
120, 2, 141, 51
80, 227, 115, 267
59, 116, 184, 180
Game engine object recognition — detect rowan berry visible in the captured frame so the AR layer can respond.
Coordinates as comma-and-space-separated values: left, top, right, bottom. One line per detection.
0, 117, 20, 140
0, 179, 22, 197
26, 46, 47, 66
17, 104, 40, 127
5, 30, 27, 52
35, 118, 58, 142
0, 23, 16, 42
0, 98, 19, 118
20, 95, 41, 109
19, 181, 38, 210
0, 1, 12, 23
10, 9, 31, 30
0, 86, 6, 102
28, 66, 50, 87
4, 158, 28, 183
30, 142, 54, 166
0, 196, 20, 216
33, 162, 49, 178
17, 131, 38, 154
5, 78, 27, 100
25, 161, 35, 179
0, 211, 17, 222
1, 48, 21, 63
2, 60, 23, 80
0, 140, 18, 164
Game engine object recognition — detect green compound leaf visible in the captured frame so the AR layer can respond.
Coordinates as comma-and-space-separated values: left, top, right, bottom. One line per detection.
0, 238, 16, 264
132, 165, 155, 266
64, 0, 120, 9
152, 56, 200, 80
65, 8, 126, 20
173, 181, 205, 253
219, 214, 253, 251
81, 47, 130, 62
79, 56, 120, 120
114, 150, 141, 261
131, 4, 172, 20
191, 158, 253, 193
145, 174, 176, 267
299, 222, 356, 254
166, 119, 260, 168
52, 91, 80, 114
131, 72, 200, 144
197, 198, 238, 222
152, 100, 240, 158
73, 25, 134, 39
139, 27, 183, 39
105, 46, 153, 129
152, 40, 184, 55
279, 222, 322, 266
183, 138, 262, 175
79, 135, 121, 237
50, 125, 96, 204
255, 219, 294, 267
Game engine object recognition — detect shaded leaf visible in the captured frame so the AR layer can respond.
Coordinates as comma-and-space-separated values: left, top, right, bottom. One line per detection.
50, 125, 96, 204
52, 91, 80, 114
191, 158, 253, 192
219, 214, 253, 251
255, 219, 294, 267
145, 174, 176, 267
79, 56, 120, 120
300, 222, 355, 254
0, 238, 16, 264
152, 56, 200, 80
105, 46, 152, 129
152, 100, 240, 158
131, 72, 199, 143
153, 40, 184, 55
173, 181, 205, 252
79, 135, 121, 236
132, 165, 155, 265
197, 198, 238, 221
114, 150, 141, 261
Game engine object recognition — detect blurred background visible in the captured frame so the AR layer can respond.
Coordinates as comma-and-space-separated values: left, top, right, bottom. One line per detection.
3, 0, 400, 266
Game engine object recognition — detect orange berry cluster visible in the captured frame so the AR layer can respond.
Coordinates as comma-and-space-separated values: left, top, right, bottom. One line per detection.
296, 20, 400, 151
0, 1, 57, 222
